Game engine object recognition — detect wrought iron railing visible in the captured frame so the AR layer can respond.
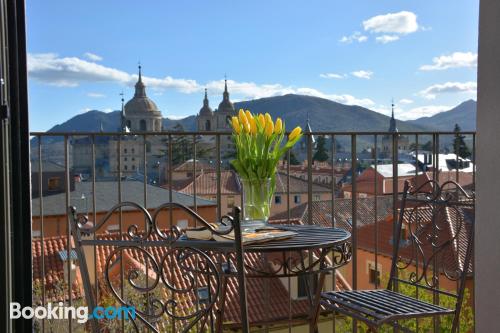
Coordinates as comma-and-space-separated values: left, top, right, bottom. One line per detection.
29, 130, 476, 332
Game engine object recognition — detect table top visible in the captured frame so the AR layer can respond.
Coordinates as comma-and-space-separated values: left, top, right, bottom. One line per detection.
173, 224, 351, 253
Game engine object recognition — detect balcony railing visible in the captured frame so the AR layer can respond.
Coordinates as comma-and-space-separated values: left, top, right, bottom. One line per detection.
29, 130, 476, 332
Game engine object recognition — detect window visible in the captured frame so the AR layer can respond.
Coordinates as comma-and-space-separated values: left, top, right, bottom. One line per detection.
227, 196, 235, 208
297, 275, 317, 299
132, 165, 136, 171
47, 177, 61, 191
131, 148, 135, 154
275, 195, 282, 204
140, 119, 147, 131
369, 268, 381, 285
124, 148, 127, 154
400, 225, 408, 241
205, 119, 211, 131
367, 261, 381, 285
124, 165, 128, 171
294, 195, 301, 204
124, 157, 128, 161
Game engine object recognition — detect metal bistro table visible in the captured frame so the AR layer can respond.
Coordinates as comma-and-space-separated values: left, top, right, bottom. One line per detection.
174, 221, 352, 333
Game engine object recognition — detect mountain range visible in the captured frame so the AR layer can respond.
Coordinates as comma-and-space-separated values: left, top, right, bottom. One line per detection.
408, 99, 476, 131
42, 94, 477, 134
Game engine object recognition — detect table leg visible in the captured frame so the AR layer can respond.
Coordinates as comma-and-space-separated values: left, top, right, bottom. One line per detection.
215, 275, 228, 332
309, 272, 326, 333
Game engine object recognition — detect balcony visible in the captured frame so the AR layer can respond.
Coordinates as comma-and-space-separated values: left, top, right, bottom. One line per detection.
29, 130, 476, 332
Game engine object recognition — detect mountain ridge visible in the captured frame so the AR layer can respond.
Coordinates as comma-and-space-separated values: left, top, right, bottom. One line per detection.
41, 94, 476, 134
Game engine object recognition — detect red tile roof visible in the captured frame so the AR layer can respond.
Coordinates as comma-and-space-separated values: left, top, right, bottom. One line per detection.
270, 197, 394, 232
179, 170, 332, 196
32, 231, 350, 328
357, 205, 474, 275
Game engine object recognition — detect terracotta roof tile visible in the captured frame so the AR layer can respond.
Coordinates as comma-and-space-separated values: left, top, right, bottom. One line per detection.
32, 231, 351, 328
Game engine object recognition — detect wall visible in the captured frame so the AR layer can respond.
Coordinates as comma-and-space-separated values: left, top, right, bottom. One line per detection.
476, 0, 500, 330
32, 205, 216, 237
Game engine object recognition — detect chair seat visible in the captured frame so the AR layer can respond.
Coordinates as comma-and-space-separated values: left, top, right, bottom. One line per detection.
321, 289, 454, 326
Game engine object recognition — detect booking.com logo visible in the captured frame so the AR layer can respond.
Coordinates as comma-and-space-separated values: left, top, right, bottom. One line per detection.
10, 302, 136, 323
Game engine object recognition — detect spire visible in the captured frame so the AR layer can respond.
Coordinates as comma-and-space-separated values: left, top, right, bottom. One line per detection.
223, 75, 229, 101
120, 91, 125, 131
203, 88, 209, 107
305, 112, 315, 143
388, 98, 398, 133
134, 63, 146, 97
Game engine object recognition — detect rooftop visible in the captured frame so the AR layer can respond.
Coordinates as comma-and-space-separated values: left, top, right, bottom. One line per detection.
32, 180, 215, 217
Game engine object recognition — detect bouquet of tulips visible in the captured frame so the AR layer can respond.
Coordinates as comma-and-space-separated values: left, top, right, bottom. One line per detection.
230, 109, 302, 223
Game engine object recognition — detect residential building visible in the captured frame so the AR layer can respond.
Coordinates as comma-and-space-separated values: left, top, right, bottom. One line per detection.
31, 180, 217, 237
179, 170, 332, 216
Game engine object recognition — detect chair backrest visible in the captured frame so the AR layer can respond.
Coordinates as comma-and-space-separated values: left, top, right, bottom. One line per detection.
387, 180, 474, 307
69, 202, 239, 333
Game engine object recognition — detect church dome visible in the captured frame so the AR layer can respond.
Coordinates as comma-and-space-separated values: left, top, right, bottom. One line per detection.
216, 79, 235, 113
124, 65, 161, 115
125, 96, 160, 114
199, 89, 213, 116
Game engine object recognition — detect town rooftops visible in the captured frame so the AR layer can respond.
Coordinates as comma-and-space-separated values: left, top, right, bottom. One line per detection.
270, 196, 394, 232
374, 163, 417, 178
32, 180, 216, 217
179, 170, 332, 196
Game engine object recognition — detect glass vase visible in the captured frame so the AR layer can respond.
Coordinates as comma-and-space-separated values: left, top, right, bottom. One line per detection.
240, 178, 273, 231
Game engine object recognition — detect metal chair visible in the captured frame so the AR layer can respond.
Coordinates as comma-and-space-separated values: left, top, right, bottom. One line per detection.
320, 180, 474, 332
69, 202, 248, 332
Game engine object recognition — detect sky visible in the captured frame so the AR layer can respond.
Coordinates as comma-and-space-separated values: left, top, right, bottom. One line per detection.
26, 0, 479, 132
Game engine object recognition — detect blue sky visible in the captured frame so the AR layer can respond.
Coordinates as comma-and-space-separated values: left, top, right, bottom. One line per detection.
27, 0, 479, 131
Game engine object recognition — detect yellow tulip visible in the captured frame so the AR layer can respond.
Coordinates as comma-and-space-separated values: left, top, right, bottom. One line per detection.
249, 117, 257, 134
244, 121, 251, 133
265, 113, 272, 124
238, 109, 247, 126
274, 118, 283, 134
288, 126, 302, 141
265, 118, 274, 137
258, 114, 266, 128
231, 116, 240, 134
245, 110, 253, 123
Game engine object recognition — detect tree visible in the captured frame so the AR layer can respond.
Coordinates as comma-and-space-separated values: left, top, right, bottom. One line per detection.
453, 124, 471, 158
284, 150, 301, 165
313, 135, 329, 162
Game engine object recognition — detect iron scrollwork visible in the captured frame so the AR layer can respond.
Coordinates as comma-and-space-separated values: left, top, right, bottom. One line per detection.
69, 202, 235, 333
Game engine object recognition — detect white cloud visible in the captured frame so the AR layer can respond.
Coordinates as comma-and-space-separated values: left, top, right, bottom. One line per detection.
401, 105, 451, 120
87, 92, 106, 98
419, 52, 477, 71
320, 73, 345, 79
103, 108, 113, 113
363, 11, 418, 35
27, 53, 198, 92
28, 52, 375, 108
399, 98, 414, 105
372, 103, 450, 120
351, 70, 373, 79
339, 32, 368, 44
375, 35, 400, 44
83, 52, 103, 61
165, 115, 190, 120
419, 81, 477, 99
